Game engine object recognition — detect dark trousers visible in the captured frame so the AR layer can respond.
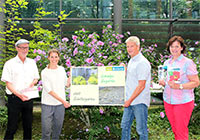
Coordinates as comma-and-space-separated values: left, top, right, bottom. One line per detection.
4, 95, 33, 140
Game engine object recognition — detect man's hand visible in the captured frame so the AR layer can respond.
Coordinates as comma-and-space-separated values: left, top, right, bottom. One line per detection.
124, 100, 131, 108
120, 63, 127, 76
17, 93, 29, 101
6, 81, 29, 101
29, 79, 38, 88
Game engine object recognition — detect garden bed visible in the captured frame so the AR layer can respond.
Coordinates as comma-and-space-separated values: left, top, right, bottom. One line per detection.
0, 105, 200, 140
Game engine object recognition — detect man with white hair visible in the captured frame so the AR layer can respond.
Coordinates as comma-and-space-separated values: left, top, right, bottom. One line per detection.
121, 36, 151, 140
1, 39, 39, 140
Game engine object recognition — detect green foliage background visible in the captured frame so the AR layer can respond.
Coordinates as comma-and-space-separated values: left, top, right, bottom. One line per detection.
0, 0, 199, 139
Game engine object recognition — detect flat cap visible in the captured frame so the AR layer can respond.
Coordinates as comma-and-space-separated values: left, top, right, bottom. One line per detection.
15, 39, 29, 47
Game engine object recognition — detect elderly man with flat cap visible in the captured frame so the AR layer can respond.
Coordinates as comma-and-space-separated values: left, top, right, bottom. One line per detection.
1, 39, 39, 140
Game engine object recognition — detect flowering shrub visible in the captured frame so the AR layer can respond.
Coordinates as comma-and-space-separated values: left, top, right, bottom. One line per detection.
30, 24, 200, 139
73, 76, 87, 85
88, 74, 98, 85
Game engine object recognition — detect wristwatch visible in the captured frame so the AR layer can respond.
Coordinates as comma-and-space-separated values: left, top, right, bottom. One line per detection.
179, 84, 183, 90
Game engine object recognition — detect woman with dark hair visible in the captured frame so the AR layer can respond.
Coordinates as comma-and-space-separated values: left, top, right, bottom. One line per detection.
159, 36, 199, 140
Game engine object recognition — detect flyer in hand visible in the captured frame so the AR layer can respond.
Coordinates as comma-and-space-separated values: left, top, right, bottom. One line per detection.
21, 86, 39, 99
168, 67, 181, 83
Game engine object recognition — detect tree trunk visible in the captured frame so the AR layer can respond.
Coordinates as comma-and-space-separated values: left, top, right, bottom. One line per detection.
128, 0, 133, 19
187, 0, 193, 18
156, 0, 161, 18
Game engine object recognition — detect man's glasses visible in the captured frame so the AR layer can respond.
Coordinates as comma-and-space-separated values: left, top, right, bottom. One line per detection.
17, 46, 29, 50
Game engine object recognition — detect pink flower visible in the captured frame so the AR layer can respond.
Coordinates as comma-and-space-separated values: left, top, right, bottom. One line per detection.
38, 86, 42, 91
62, 37, 69, 42
112, 43, 118, 47
66, 59, 71, 67
160, 112, 165, 118
37, 49, 42, 54
85, 58, 93, 64
107, 25, 112, 28
36, 55, 41, 61
108, 62, 113, 66
152, 99, 155, 102
82, 28, 85, 32
88, 44, 92, 47
42, 51, 46, 55
98, 53, 102, 58
127, 31, 130, 35
97, 63, 104, 66
99, 109, 104, 114
85, 129, 89, 132
97, 41, 104, 46
195, 41, 199, 45
34, 58, 37, 62
103, 56, 108, 59
104, 126, 110, 133
33, 49, 37, 53
90, 48, 96, 54
78, 40, 84, 46
118, 40, 122, 43
38, 80, 42, 85
73, 48, 78, 56
91, 39, 97, 44
67, 93, 70, 97
72, 35, 78, 40
141, 39, 145, 42
88, 34, 93, 38
119, 34, 124, 38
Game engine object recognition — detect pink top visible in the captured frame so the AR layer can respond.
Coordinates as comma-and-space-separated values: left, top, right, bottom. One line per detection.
163, 54, 198, 104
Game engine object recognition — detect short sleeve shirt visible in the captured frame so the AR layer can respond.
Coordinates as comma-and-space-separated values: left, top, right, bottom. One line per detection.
1, 55, 40, 95
41, 66, 68, 105
163, 54, 198, 104
126, 53, 151, 107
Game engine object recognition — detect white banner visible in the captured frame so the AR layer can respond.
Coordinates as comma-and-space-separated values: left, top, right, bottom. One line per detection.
70, 66, 125, 106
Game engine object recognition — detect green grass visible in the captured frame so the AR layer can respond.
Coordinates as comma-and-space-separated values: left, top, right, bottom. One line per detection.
0, 105, 200, 140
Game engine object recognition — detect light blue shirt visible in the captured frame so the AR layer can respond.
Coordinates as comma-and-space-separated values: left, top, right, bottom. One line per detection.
126, 53, 151, 107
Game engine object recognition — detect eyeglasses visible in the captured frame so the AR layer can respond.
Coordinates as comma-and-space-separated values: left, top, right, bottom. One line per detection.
17, 46, 29, 50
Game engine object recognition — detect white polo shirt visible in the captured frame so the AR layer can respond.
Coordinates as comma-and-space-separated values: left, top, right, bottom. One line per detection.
1, 55, 40, 95
126, 52, 151, 107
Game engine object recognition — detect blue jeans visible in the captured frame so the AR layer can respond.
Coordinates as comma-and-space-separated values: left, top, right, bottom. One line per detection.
121, 103, 148, 140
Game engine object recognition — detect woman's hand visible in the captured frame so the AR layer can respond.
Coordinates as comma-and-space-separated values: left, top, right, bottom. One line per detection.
63, 101, 71, 108
168, 81, 180, 89
159, 80, 165, 86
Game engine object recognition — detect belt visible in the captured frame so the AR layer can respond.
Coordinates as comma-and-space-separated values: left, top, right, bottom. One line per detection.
7, 94, 18, 98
